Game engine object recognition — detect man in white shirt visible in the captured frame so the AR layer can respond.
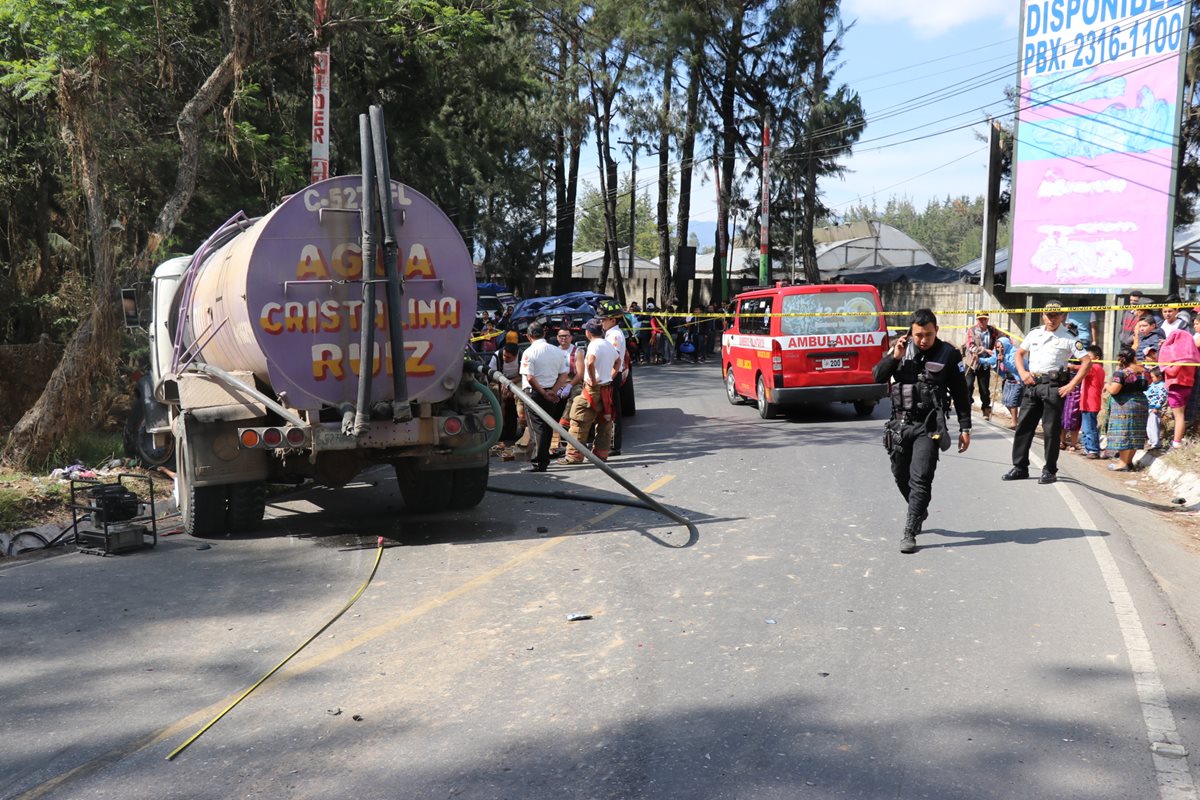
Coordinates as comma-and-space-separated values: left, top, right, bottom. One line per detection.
561, 320, 618, 464
519, 322, 568, 472
601, 308, 629, 456
1004, 299, 1093, 484
1161, 302, 1189, 336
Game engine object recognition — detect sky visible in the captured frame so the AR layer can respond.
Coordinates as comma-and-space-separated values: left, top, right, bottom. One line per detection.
575, 1, 1024, 235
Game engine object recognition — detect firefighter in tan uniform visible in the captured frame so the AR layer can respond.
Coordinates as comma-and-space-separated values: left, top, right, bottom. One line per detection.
560, 319, 618, 464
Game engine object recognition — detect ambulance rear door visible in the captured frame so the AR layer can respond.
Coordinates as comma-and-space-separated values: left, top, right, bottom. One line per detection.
776, 287, 887, 389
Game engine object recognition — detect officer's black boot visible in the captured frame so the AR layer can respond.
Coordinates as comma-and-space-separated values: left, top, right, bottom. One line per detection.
900, 511, 922, 554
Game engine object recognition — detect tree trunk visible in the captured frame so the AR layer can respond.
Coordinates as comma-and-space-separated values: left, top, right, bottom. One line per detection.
800, 34, 824, 285
1, 72, 118, 469
2, 9, 252, 470
713, 4, 744, 303
674, 47, 701, 308
551, 119, 583, 295
657, 54, 673, 310
592, 82, 625, 305
593, 98, 612, 296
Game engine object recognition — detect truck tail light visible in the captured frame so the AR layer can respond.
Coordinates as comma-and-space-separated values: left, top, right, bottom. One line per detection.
238, 426, 308, 450
481, 413, 497, 431
771, 340, 783, 374
442, 416, 464, 436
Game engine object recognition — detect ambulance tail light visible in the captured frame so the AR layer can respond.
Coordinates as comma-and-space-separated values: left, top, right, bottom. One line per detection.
771, 340, 783, 374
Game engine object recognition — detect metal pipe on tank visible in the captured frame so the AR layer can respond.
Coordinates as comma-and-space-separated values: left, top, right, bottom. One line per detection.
352, 113, 379, 436
369, 105, 413, 422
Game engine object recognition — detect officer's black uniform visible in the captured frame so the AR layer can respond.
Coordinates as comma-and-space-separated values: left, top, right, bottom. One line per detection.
873, 338, 972, 552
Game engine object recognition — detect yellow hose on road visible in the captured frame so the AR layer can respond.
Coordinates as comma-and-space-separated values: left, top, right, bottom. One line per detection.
167, 536, 386, 760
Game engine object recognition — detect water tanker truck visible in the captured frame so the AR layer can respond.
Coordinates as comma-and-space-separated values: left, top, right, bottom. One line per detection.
133, 110, 496, 536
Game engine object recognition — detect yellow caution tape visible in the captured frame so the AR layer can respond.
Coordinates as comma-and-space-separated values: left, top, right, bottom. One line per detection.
632, 302, 1189, 318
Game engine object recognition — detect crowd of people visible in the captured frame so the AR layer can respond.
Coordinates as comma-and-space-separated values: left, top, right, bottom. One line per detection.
474, 299, 735, 366
477, 297, 733, 471
965, 292, 1200, 475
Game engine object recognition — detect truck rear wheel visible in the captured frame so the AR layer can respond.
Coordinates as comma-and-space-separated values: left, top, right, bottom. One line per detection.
228, 481, 267, 531
393, 462, 454, 514
177, 435, 227, 537
449, 465, 489, 510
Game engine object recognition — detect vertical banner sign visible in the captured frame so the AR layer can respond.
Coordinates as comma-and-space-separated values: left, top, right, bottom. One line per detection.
310, 0, 331, 185
1009, 0, 1191, 294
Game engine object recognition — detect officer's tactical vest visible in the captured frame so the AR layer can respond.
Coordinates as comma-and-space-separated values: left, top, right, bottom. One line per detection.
890, 340, 956, 415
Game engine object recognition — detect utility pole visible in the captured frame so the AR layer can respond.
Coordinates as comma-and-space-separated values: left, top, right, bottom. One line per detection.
310, 0, 331, 184
979, 119, 1003, 312
760, 112, 770, 286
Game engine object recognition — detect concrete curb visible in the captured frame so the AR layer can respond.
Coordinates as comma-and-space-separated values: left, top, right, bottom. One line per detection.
1141, 451, 1200, 508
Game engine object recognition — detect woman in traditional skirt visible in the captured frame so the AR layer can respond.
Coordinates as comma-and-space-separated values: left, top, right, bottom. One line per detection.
1060, 382, 1083, 451
1106, 347, 1149, 471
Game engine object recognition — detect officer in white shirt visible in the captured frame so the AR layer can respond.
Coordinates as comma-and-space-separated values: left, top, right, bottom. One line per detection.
1004, 299, 1092, 484
519, 322, 568, 472
600, 306, 628, 456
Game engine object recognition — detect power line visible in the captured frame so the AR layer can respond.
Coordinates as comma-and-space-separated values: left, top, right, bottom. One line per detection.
463, 6, 1194, 242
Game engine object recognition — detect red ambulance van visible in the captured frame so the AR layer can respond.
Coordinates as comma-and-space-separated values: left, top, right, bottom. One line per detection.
722, 283, 889, 419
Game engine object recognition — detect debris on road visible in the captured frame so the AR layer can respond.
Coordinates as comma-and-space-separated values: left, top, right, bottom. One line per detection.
566, 613, 592, 622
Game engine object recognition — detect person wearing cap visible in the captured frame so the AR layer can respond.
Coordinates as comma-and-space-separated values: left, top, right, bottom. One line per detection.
518, 322, 568, 472
964, 311, 1002, 421
1004, 300, 1093, 484
601, 307, 629, 456
560, 320, 618, 464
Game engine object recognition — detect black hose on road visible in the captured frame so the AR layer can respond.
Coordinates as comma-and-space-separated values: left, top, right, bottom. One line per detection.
465, 361, 695, 536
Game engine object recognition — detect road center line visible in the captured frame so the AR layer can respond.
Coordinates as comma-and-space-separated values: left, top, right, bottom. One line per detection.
14, 473, 677, 799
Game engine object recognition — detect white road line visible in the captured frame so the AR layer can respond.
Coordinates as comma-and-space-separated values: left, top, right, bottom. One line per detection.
988, 422, 1200, 796
1054, 481, 1197, 799
1004, 423, 1199, 799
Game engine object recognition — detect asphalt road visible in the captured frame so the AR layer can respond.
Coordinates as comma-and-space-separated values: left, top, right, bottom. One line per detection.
4, 359, 1200, 799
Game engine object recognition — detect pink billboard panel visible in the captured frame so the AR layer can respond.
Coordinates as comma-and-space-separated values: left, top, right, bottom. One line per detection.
1009, 2, 1191, 293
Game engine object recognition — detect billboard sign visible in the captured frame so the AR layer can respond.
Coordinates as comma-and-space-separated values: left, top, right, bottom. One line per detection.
1008, 1, 1191, 293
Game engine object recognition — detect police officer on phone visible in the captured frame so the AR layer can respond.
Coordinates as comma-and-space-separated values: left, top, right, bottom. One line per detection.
874, 309, 972, 554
